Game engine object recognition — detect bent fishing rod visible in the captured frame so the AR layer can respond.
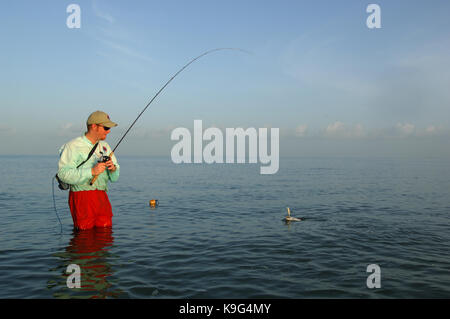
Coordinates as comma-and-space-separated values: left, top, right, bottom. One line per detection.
90, 47, 249, 185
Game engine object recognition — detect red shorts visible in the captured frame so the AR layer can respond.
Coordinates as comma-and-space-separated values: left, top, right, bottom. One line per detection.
68, 190, 113, 230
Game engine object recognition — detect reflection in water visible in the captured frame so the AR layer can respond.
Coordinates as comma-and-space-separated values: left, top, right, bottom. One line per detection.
49, 227, 122, 299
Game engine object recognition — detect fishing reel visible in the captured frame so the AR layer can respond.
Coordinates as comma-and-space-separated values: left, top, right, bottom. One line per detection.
99, 151, 111, 163
90, 152, 114, 185
99, 155, 111, 163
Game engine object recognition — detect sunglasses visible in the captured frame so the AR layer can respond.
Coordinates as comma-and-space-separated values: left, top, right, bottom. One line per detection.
97, 124, 111, 131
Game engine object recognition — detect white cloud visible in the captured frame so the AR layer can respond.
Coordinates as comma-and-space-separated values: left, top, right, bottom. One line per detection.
0, 124, 16, 136
415, 125, 448, 137
100, 39, 153, 63
280, 34, 378, 98
128, 125, 177, 139
424, 125, 438, 136
323, 121, 366, 139
61, 123, 73, 130
92, 0, 115, 24
295, 124, 308, 137
89, 1, 153, 64
283, 122, 449, 140
57, 123, 84, 137
426, 125, 437, 133
395, 122, 415, 136
325, 121, 345, 135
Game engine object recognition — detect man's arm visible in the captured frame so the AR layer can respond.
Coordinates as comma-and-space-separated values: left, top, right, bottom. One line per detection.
57, 144, 93, 185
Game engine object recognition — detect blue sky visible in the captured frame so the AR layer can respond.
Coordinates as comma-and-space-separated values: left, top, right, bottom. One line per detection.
1, 0, 449, 156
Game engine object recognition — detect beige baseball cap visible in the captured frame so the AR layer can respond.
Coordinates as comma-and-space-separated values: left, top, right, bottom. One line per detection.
86, 111, 118, 127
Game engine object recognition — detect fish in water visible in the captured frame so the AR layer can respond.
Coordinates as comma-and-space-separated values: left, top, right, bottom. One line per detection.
283, 207, 302, 222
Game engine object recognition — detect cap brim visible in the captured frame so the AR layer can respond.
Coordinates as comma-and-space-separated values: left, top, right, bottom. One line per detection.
101, 121, 118, 127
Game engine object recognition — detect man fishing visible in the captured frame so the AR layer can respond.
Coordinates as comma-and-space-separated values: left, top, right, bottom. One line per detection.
57, 111, 120, 230
54, 49, 243, 231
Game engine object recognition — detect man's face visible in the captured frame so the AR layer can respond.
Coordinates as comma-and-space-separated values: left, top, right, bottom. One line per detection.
93, 124, 111, 140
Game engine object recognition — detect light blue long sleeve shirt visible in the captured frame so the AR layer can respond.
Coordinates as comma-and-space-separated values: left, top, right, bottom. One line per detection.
58, 135, 120, 192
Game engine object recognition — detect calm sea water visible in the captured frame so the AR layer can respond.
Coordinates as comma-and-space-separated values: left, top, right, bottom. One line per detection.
0, 155, 449, 298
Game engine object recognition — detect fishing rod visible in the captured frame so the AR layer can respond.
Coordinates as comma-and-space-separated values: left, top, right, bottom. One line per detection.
90, 47, 249, 185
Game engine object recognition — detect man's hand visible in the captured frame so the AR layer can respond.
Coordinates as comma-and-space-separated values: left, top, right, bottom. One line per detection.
92, 162, 107, 176
105, 159, 116, 172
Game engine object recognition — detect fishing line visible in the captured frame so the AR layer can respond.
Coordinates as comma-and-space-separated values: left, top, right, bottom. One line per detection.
90, 47, 249, 184
52, 176, 63, 234
112, 47, 250, 153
